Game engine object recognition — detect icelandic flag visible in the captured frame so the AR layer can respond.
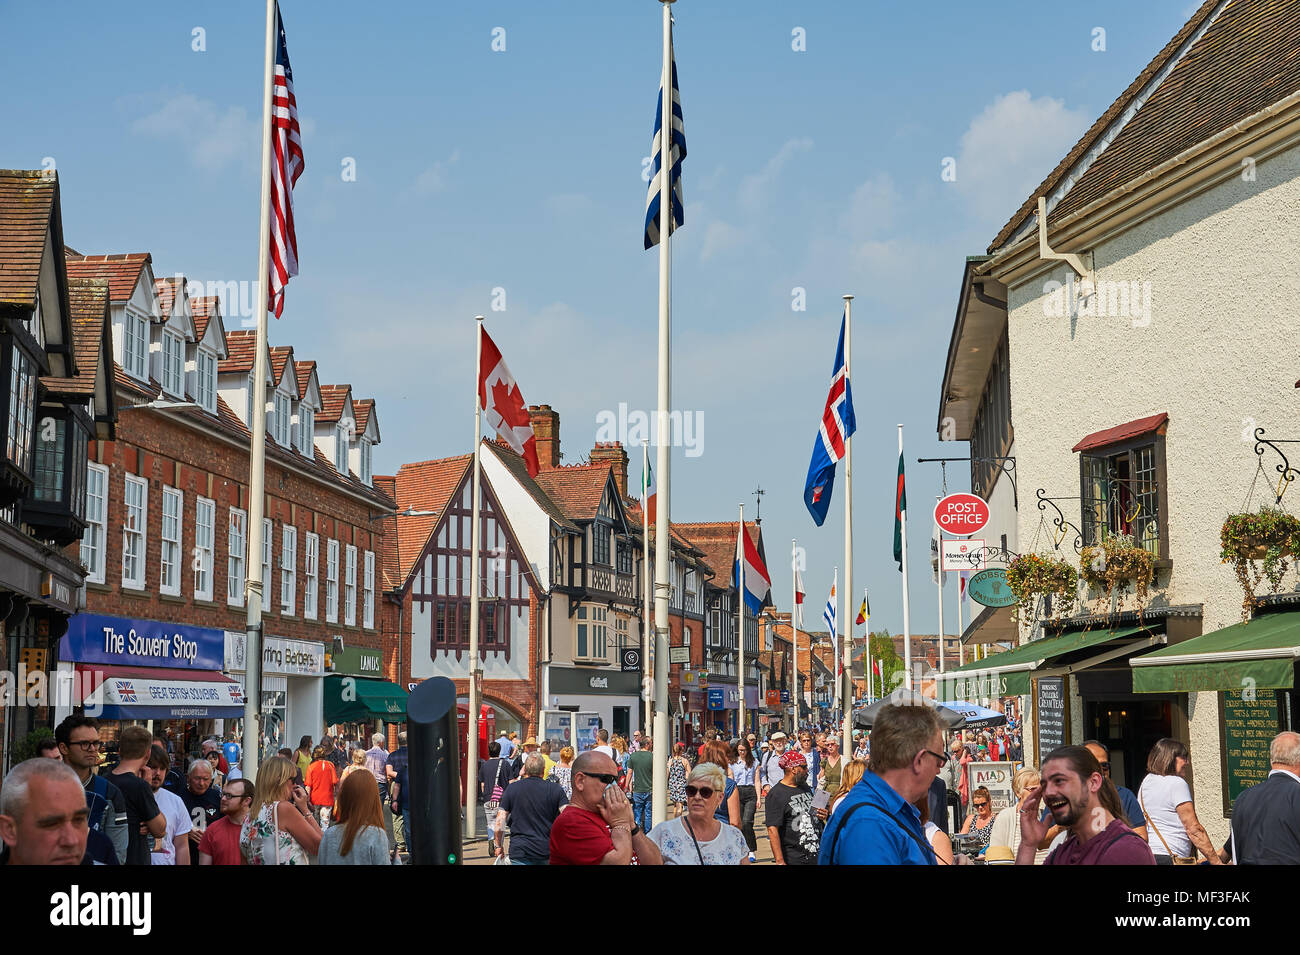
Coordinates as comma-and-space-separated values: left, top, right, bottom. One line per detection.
803, 309, 855, 526
733, 523, 771, 614
823, 571, 837, 636
644, 20, 686, 250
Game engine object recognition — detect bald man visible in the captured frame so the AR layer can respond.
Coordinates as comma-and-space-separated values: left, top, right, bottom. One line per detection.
1224, 731, 1300, 864
548, 751, 662, 865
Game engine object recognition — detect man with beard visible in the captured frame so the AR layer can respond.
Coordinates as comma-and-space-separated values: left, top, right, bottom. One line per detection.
1016, 745, 1153, 865
144, 745, 192, 865
764, 751, 823, 865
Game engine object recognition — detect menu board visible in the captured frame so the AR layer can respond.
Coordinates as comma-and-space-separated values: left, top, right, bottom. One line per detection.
1036, 677, 1067, 757
1222, 688, 1278, 812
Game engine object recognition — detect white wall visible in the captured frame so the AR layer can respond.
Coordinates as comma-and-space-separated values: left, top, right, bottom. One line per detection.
482, 449, 551, 588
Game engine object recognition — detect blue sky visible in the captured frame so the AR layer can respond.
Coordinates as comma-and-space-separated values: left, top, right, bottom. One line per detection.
2, 0, 1200, 641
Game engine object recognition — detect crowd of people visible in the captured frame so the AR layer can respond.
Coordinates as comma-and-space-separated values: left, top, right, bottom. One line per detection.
5, 709, 1300, 866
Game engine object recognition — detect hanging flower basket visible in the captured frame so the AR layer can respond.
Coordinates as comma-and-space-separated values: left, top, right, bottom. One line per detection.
1006, 553, 1078, 622
1221, 506, 1300, 620
1080, 533, 1156, 619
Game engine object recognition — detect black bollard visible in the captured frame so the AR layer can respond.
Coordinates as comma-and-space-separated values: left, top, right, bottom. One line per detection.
406, 677, 463, 865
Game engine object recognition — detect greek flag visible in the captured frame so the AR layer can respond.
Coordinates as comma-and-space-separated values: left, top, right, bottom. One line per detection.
644, 22, 686, 250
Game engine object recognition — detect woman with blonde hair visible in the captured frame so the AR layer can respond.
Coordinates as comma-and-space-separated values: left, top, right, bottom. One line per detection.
549, 745, 575, 798
318, 770, 392, 864
646, 762, 750, 864
988, 767, 1041, 861
241, 755, 322, 865
340, 747, 368, 784
610, 734, 630, 784
830, 758, 868, 814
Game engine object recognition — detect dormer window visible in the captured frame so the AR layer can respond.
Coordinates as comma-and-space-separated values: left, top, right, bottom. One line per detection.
359, 438, 372, 486
335, 423, 349, 475
161, 330, 185, 398
195, 348, 217, 414
272, 391, 291, 447
123, 308, 149, 381
298, 405, 314, 457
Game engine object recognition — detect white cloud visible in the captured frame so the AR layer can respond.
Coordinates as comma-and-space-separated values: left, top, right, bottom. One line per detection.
738, 137, 813, 210
845, 172, 899, 238
953, 90, 1091, 225
130, 94, 259, 173
700, 220, 746, 261
414, 150, 461, 195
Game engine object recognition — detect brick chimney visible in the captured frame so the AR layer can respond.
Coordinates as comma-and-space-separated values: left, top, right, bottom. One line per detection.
590, 441, 628, 497
529, 404, 560, 470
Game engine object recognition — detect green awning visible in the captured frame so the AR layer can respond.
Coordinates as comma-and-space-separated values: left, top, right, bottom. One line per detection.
935, 625, 1153, 699
323, 675, 408, 724
1130, 611, 1300, 694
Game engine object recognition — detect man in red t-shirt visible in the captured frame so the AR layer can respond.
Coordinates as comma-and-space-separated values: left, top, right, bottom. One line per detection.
549, 752, 663, 865
1015, 745, 1154, 866
198, 777, 252, 865
305, 750, 339, 828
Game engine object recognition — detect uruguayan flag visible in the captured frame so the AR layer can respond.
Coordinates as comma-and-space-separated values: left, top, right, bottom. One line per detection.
644, 22, 686, 250
823, 573, 837, 637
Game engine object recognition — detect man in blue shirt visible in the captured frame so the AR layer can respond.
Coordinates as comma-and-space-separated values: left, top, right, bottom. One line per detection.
1083, 740, 1146, 840
819, 704, 945, 865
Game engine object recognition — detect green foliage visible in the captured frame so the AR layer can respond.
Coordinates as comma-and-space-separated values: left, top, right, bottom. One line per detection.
1221, 506, 1300, 620
1080, 532, 1156, 621
13, 726, 55, 764
1006, 553, 1078, 621
866, 629, 904, 697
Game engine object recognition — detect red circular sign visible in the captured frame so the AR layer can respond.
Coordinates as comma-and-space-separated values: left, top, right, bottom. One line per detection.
933, 493, 990, 537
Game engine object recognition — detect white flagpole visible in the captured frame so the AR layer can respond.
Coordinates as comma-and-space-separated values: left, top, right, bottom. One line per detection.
651, 0, 674, 830
957, 572, 965, 668
899, 424, 913, 690
643, 443, 652, 740
465, 315, 485, 839
841, 294, 854, 755
936, 495, 946, 679
862, 587, 872, 704
791, 539, 799, 734
240, 0, 276, 782
737, 504, 745, 739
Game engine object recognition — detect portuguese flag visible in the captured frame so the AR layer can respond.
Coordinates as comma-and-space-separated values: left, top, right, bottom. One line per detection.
893, 451, 906, 571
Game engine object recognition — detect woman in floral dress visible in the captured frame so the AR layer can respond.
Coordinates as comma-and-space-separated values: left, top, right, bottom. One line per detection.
549, 745, 575, 799
241, 755, 322, 865
668, 742, 690, 816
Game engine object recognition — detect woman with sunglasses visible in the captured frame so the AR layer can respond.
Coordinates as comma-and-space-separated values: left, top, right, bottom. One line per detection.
647, 763, 751, 865
958, 785, 997, 855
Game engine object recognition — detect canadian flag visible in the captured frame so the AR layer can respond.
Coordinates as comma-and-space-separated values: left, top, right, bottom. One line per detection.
478, 325, 540, 477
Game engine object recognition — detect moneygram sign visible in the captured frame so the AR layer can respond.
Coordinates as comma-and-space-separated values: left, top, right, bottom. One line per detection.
934, 493, 989, 537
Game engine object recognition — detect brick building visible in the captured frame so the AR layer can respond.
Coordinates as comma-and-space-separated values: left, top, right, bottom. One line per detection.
53, 250, 397, 766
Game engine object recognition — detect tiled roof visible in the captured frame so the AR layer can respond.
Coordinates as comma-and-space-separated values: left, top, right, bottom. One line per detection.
673, 521, 764, 590
391, 455, 472, 581
220, 329, 257, 373
374, 475, 400, 591
354, 399, 374, 435
318, 384, 350, 423
991, 0, 1300, 251
531, 463, 610, 523
1071, 412, 1168, 453
0, 170, 55, 307
294, 360, 316, 401
65, 252, 151, 304
154, 276, 183, 322
270, 346, 294, 388
486, 440, 579, 532
622, 501, 710, 566
190, 296, 220, 341
40, 277, 109, 396
111, 363, 392, 508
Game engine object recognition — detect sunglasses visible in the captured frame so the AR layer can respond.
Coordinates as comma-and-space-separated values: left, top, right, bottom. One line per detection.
973, 802, 989, 809
684, 785, 715, 799
578, 771, 619, 787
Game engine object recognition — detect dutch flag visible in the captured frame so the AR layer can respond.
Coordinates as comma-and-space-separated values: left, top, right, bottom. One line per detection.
733, 523, 771, 615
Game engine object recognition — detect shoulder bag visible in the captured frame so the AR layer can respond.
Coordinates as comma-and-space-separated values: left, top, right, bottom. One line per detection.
681, 816, 708, 865
484, 760, 507, 813
1140, 790, 1196, 864
826, 798, 942, 865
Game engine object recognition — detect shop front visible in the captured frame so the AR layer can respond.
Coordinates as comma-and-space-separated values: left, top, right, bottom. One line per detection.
224, 631, 325, 761
55, 614, 244, 768
324, 645, 407, 744
705, 684, 761, 736
548, 666, 642, 740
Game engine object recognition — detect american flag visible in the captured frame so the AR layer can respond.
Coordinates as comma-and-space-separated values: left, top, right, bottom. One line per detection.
269, 2, 304, 318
